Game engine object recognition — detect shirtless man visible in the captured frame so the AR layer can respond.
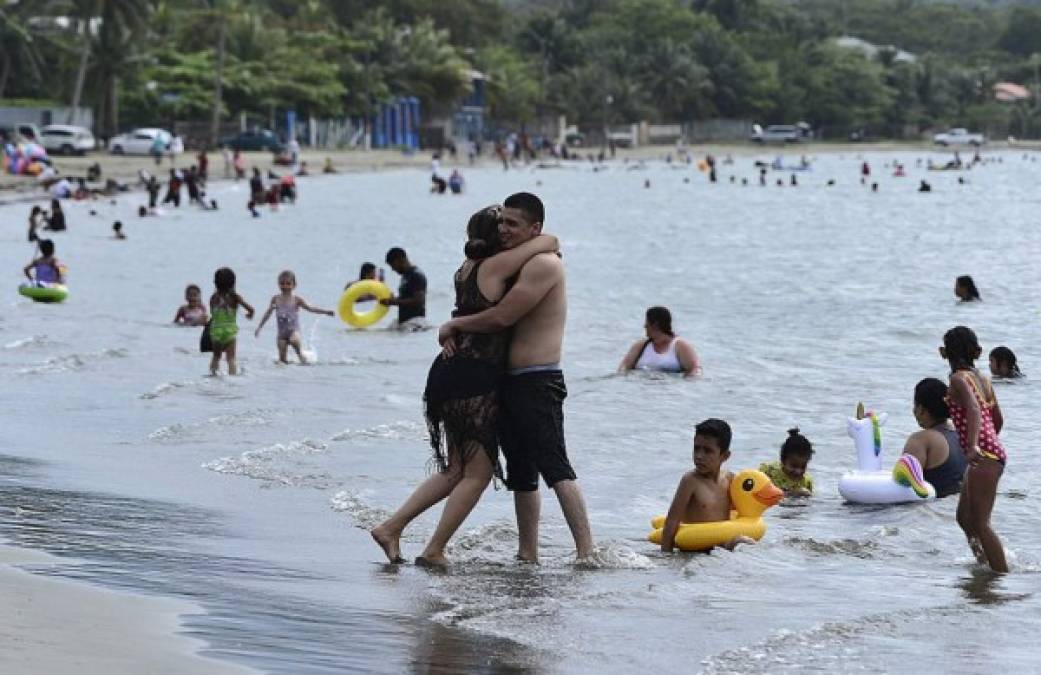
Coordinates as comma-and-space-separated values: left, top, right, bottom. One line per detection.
438, 192, 594, 563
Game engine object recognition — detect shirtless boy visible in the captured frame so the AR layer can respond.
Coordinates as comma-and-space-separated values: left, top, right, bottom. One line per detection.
439, 192, 594, 563
660, 418, 750, 553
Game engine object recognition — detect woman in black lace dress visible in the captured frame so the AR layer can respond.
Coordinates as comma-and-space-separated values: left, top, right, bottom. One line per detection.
372, 206, 558, 566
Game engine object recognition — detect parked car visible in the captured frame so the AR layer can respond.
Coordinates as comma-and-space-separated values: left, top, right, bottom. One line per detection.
109, 128, 180, 156
750, 124, 806, 143
0, 122, 43, 144
40, 124, 96, 155
932, 128, 985, 147
219, 129, 284, 153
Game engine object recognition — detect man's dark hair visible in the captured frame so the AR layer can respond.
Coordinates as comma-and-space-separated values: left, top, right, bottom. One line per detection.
695, 418, 732, 452
504, 191, 545, 225
385, 247, 406, 264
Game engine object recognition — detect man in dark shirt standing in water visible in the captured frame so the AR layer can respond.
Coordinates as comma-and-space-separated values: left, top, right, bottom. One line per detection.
438, 192, 595, 564
382, 247, 427, 330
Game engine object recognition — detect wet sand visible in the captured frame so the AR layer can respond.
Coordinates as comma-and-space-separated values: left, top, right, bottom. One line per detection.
0, 544, 253, 674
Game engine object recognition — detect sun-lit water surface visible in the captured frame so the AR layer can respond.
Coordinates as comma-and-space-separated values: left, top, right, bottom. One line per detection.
2, 150, 1040, 673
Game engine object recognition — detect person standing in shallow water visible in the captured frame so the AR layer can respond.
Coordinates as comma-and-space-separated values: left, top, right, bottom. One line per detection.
941, 326, 1008, 573
439, 192, 596, 564
382, 247, 427, 330
371, 206, 560, 567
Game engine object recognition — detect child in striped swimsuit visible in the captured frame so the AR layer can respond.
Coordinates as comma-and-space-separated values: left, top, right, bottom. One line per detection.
941, 326, 1008, 573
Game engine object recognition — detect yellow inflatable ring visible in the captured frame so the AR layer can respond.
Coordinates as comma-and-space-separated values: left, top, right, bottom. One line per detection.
338, 280, 392, 328
647, 469, 783, 551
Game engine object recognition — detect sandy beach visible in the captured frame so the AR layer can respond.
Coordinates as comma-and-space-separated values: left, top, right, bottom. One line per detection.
0, 544, 253, 674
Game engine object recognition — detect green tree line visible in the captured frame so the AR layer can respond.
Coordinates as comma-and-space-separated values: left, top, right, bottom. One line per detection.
4, 0, 1041, 140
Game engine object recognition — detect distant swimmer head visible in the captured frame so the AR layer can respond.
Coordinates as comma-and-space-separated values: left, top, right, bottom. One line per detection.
39, 239, 55, 256
913, 377, 949, 428
940, 325, 981, 370
989, 346, 1022, 378
644, 306, 674, 338
138, 205, 147, 217
780, 427, 814, 480
954, 275, 980, 302
464, 204, 504, 260
214, 266, 236, 293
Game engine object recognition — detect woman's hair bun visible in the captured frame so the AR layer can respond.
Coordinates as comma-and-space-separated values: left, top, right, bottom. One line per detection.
465, 238, 493, 260
787, 427, 801, 437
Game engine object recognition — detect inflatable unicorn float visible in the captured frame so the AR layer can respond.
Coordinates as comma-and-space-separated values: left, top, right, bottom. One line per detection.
838, 402, 935, 504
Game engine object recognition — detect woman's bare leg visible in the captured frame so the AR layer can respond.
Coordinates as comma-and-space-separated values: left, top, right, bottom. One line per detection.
418, 445, 494, 566
371, 468, 461, 563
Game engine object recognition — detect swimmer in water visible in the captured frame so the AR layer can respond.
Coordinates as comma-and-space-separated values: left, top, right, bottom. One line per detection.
23, 239, 64, 286
955, 275, 981, 302
660, 419, 753, 552
989, 346, 1022, 379
759, 428, 814, 496
174, 284, 209, 326
112, 221, 126, 239
619, 306, 700, 377
254, 270, 334, 364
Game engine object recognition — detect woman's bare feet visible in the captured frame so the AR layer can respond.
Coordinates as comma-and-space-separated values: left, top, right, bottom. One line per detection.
371, 524, 405, 564
415, 553, 449, 569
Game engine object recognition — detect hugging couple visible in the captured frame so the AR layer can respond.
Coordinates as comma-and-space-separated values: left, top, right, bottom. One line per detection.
371, 192, 595, 567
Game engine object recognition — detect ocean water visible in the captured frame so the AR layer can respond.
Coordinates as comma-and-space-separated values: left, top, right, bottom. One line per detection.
3, 151, 1040, 673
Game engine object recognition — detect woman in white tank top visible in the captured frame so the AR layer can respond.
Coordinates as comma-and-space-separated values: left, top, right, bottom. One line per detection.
619, 306, 700, 377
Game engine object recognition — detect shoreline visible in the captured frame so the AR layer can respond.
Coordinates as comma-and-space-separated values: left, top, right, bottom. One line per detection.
2, 139, 1035, 206
0, 543, 253, 674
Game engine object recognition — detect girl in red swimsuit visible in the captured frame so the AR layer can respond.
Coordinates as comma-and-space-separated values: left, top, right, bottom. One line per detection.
941, 326, 1008, 573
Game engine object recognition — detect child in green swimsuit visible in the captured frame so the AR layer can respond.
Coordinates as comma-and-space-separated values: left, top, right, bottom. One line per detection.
209, 267, 254, 375
759, 428, 815, 496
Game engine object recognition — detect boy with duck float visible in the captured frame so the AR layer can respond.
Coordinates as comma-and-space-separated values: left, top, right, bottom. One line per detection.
657, 419, 782, 552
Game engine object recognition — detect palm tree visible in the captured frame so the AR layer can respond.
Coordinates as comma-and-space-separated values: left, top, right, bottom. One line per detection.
0, 0, 49, 98
640, 39, 713, 121
72, 0, 151, 139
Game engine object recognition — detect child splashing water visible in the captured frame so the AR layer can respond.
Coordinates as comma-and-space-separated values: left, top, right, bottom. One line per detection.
209, 267, 254, 376
254, 270, 334, 364
942, 326, 1008, 573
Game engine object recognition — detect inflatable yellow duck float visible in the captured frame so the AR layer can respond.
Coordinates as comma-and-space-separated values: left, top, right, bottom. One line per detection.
648, 469, 783, 551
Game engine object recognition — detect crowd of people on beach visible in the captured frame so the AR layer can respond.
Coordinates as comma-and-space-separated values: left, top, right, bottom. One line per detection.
17, 145, 1026, 575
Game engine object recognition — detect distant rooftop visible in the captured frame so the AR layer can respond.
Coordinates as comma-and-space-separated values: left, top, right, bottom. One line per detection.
835, 35, 917, 64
